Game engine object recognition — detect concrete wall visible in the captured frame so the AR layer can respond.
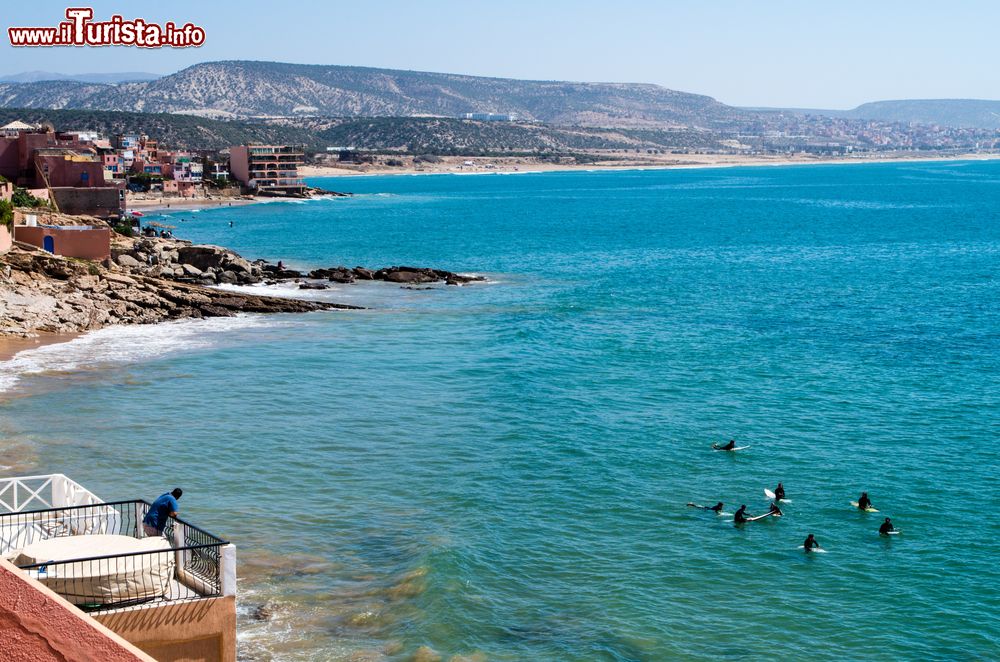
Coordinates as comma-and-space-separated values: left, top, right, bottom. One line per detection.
95, 596, 237, 662
228, 146, 249, 185
0, 140, 17, 181
0, 558, 154, 662
15, 225, 111, 261
50, 187, 124, 218
0, 225, 11, 255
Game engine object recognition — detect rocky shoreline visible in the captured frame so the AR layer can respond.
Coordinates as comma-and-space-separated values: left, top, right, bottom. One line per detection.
0, 233, 483, 338
112, 236, 484, 289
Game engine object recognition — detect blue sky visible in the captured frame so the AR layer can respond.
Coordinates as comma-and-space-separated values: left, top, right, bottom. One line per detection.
1, 1, 997, 109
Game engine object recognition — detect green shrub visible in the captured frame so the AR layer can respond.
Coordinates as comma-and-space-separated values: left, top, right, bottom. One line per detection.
0, 199, 13, 232
11, 187, 46, 208
110, 220, 134, 237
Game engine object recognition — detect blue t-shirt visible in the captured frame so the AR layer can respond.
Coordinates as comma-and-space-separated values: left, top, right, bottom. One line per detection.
143, 493, 179, 532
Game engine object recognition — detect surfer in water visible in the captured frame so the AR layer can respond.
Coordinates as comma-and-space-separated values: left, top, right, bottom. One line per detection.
857, 492, 873, 510
734, 504, 749, 523
687, 501, 724, 512
768, 502, 783, 517
803, 534, 820, 552
879, 517, 894, 535
774, 483, 785, 500
713, 439, 737, 451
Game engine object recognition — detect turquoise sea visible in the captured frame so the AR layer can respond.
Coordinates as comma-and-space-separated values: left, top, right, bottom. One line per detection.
2, 162, 999, 660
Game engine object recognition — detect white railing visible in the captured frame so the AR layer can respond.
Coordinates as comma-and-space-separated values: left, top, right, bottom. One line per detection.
0, 474, 104, 514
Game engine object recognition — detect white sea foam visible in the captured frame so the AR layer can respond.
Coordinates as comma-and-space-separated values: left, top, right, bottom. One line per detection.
0, 315, 280, 393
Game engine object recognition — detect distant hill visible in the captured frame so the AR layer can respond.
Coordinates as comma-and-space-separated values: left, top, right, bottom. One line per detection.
0, 60, 750, 129
747, 99, 1000, 129
844, 99, 1000, 129
0, 71, 160, 84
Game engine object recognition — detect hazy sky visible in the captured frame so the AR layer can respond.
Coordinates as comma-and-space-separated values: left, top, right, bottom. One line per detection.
1, 1, 998, 109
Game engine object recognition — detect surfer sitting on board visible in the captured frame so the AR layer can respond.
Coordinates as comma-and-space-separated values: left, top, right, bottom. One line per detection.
879, 517, 894, 535
713, 439, 737, 451
734, 504, 749, 523
803, 534, 820, 552
687, 501, 724, 512
857, 492, 873, 510
774, 483, 785, 500
768, 502, 783, 517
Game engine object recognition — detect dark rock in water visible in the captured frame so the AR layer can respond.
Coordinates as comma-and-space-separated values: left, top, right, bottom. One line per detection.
310, 266, 355, 283
372, 265, 485, 285
299, 282, 330, 290
250, 603, 274, 622
401, 286, 436, 290
352, 266, 375, 280
275, 269, 302, 279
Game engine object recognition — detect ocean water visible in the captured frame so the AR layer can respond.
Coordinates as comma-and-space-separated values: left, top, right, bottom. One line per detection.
2, 162, 999, 660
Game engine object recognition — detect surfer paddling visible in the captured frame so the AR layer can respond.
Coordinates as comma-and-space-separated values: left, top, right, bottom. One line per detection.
687, 501, 724, 512
879, 517, 895, 535
768, 502, 783, 517
712, 439, 737, 451
803, 534, 821, 552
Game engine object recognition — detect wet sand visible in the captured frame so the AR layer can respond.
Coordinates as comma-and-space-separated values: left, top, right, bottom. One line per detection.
0, 333, 78, 362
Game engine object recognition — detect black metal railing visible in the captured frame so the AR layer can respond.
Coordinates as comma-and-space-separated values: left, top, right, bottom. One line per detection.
0, 500, 228, 612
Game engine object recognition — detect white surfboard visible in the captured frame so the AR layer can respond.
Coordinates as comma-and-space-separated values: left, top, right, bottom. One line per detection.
799, 546, 828, 553
764, 489, 792, 503
850, 501, 879, 512
712, 445, 750, 451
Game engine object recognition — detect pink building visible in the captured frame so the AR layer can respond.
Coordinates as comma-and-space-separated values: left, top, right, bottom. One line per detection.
15, 224, 111, 261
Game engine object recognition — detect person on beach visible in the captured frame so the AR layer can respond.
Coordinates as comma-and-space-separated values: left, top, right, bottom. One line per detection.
734, 504, 749, 523
713, 439, 736, 451
768, 502, 783, 517
143, 488, 182, 537
879, 517, 895, 535
803, 534, 820, 552
857, 492, 873, 510
687, 501, 724, 512
774, 483, 785, 500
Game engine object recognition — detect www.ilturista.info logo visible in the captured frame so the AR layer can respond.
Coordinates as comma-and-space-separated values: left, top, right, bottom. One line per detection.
8, 8, 205, 48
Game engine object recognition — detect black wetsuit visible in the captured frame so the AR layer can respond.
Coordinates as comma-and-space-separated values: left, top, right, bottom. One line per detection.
769, 503, 783, 517
709, 503, 723, 512
858, 495, 872, 510
879, 521, 894, 535
734, 507, 748, 523
804, 536, 819, 551
775, 486, 785, 500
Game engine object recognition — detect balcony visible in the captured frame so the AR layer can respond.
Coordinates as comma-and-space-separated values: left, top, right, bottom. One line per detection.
0, 476, 234, 613
1, 475, 237, 660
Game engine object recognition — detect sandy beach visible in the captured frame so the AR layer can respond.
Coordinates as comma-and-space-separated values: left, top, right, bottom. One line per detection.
125, 196, 263, 213
300, 151, 1000, 178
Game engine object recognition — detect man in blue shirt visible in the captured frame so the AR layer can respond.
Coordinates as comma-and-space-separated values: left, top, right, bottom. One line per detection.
143, 488, 182, 537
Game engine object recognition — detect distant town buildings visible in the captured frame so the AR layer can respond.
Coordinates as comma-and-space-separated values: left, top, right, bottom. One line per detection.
0, 122, 124, 217
462, 112, 517, 122
229, 144, 306, 195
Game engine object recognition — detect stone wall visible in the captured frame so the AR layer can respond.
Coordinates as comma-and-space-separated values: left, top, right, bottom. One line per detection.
50, 187, 123, 218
